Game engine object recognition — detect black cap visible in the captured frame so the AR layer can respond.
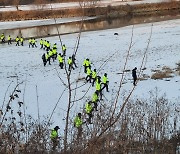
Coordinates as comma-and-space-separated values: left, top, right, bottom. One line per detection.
54, 126, 60, 130
78, 113, 81, 117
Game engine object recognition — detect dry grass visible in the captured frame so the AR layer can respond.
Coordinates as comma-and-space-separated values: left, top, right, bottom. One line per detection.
151, 68, 173, 80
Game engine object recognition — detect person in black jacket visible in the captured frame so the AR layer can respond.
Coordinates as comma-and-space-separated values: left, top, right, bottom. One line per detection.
72, 54, 77, 68
42, 53, 47, 66
132, 67, 137, 86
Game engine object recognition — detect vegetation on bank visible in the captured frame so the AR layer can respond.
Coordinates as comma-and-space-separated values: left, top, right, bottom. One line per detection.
0, 83, 179, 153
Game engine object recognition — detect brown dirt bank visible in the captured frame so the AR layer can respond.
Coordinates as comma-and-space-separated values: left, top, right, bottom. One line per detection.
0, 1, 180, 21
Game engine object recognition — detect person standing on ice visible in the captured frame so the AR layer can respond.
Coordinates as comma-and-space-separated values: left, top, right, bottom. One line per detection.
40, 39, 43, 49
57, 53, 64, 69
95, 76, 102, 100
7, 35, 12, 45
28, 38, 32, 48
31, 38, 37, 48
85, 101, 93, 124
85, 66, 92, 83
62, 44, 66, 56
15, 36, 20, 46
46, 51, 51, 65
72, 54, 77, 68
132, 67, 137, 86
74, 113, 83, 140
68, 56, 74, 71
92, 91, 99, 111
83, 58, 91, 73
20, 37, 24, 46
42, 53, 47, 66
91, 69, 97, 87
0, 33, 5, 43
50, 126, 60, 150
101, 73, 109, 92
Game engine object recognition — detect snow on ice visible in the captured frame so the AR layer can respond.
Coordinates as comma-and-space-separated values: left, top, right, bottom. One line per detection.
0, 19, 180, 134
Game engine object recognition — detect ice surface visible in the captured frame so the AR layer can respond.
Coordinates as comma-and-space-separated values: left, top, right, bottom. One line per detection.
0, 19, 180, 134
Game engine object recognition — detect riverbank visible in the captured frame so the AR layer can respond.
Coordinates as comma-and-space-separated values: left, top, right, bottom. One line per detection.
0, 1, 180, 21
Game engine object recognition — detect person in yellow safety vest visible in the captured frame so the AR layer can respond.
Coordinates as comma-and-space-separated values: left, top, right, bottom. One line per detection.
92, 91, 99, 111
52, 47, 57, 60
74, 113, 83, 139
68, 57, 74, 71
48, 49, 53, 63
83, 58, 91, 73
29, 38, 32, 48
57, 53, 64, 69
95, 76, 102, 100
101, 73, 109, 92
0, 33, 5, 43
31, 38, 37, 48
91, 69, 97, 87
62, 44, 66, 56
50, 126, 60, 150
46, 51, 51, 65
46, 41, 50, 51
53, 43, 57, 49
85, 66, 92, 83
85, 101, 93, 124
7, 35, 12, 45
20, 37, 24, 46
15, 36, 20, 46
40, 39, 43, 49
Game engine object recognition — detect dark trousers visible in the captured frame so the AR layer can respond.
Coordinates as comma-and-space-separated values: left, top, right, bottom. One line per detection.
101, 83, 109, 92
32, 43, 37, 48
51, 138, 59, 150
73, 61, 77, 68
46, 47, 50, 51
93, 102, 98, 111
91, 78, 96, 86
133, 76, 137, 86
1, 38, 5, 43
8, 40, 12, 45
84, 66, 88, 73
68, 64, 74, 71
16, 42, 20, 46
47, 58, 51, 65
59, 62, 63, 69
87, 112, 93, 124
63, 50, 66, 56
43, 60, 47, 66
86, 75, 92, 83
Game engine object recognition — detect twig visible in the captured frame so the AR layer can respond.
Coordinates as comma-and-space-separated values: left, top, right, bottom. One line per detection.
36, 85, 41, 131
46, 87, 66, 127
1, 81, 13, 110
